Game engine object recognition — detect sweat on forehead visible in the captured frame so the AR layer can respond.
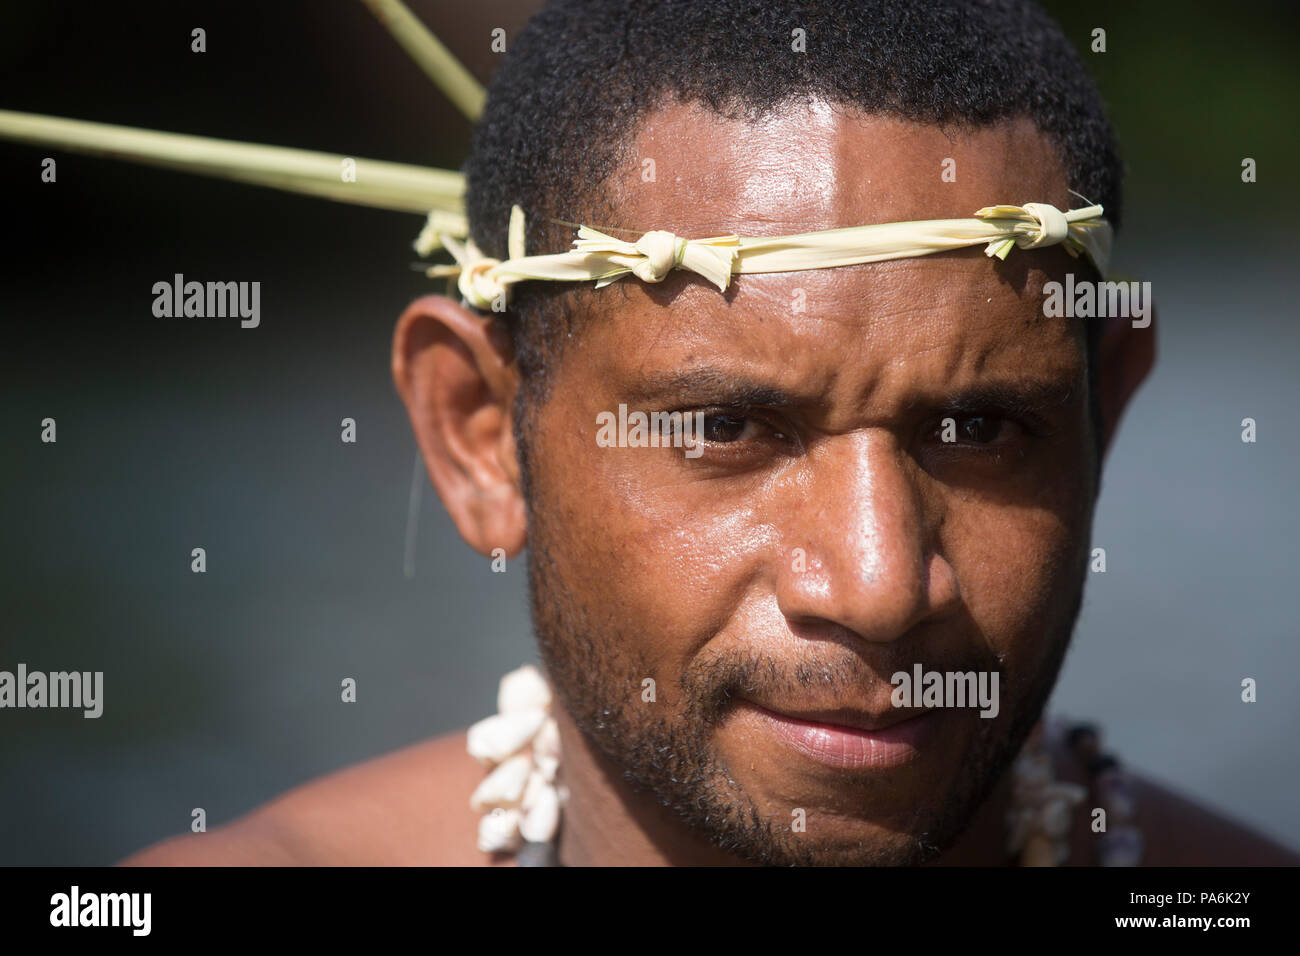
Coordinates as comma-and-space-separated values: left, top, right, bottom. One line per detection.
610, 102, 1074, 240
575, 241, 1084, 380
556, 100, 1082, 348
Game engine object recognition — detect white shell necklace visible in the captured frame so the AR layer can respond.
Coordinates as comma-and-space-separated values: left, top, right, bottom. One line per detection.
466, 665, 565, 856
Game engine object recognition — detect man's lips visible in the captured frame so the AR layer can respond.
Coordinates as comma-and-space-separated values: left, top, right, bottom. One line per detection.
738, 700, 938, 770
749, 703, 930, 732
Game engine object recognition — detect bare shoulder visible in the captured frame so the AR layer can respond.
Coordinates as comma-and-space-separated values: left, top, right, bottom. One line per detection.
118, 730, 505, 866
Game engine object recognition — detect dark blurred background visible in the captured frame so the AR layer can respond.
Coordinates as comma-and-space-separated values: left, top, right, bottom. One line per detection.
1, 1, 1297, 864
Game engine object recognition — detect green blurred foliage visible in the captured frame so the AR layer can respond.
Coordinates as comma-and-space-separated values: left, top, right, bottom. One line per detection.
1041, 0, 1300, 219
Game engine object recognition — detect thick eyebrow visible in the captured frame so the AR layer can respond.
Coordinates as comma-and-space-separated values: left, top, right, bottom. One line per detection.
925, 380, 1081, 417
619, 366, 1082, 425
621, 366, 805, 408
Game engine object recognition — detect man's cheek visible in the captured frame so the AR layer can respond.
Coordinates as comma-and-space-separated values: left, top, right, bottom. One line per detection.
622, 506, 769, 638
572, 488, 768, 666
952, 503, 1084, 658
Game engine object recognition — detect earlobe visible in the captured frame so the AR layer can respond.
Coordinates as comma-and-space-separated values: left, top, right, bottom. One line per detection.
391, 295, 527, 558
1096, 308, 1158, 460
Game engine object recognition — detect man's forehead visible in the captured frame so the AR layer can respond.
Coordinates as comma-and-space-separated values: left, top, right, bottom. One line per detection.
564, 98, 1086, 402
613, 98, 1073, 237
591, 250, 1081, 402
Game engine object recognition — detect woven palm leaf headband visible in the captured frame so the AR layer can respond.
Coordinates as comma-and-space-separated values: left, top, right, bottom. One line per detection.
0, 0, 1113, 312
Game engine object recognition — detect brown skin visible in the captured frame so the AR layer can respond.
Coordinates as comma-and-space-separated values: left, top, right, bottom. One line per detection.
122, 103, 1296, 866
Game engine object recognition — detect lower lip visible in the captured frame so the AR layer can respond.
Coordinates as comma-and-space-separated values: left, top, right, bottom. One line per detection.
743, 703, 937, 770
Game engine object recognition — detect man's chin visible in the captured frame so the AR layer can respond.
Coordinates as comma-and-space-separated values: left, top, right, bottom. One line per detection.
697, 708, 994, 865
677, 794, 961, 866
685, 778, 988, 866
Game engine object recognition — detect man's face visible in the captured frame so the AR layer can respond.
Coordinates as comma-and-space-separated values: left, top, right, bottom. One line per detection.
523, 101, 1097, 864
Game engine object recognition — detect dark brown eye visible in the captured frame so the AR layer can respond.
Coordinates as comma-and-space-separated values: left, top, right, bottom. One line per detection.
702, 413, 748, 443
960, 416, 1004, 444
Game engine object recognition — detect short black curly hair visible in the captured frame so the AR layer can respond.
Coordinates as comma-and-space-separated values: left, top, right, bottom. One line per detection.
464, 0, 1121, 448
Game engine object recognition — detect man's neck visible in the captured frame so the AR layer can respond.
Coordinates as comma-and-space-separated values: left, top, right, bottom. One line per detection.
551, 705, 1020, 866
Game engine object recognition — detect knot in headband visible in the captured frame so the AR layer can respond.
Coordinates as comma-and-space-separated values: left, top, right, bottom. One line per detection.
1020, 202, 1071, 248
631, 230, 688, 282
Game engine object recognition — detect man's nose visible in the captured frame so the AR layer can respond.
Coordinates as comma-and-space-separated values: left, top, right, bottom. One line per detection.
774, 431, 961, 645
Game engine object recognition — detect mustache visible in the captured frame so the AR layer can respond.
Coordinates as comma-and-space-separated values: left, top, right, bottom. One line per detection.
682, 647, 1003, 725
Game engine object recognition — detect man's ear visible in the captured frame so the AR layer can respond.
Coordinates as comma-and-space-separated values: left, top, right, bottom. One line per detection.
392, 295, 526, 558
1096, 306, 1158, 460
